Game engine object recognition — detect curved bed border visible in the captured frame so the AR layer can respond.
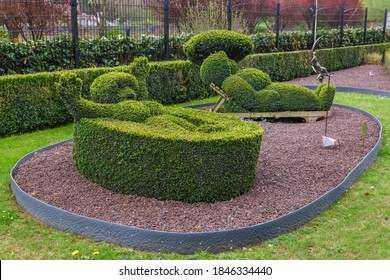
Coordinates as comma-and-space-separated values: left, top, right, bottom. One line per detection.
10, 100, 384, 254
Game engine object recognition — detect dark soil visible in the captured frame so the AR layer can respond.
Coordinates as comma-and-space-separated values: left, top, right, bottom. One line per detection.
13, 106, 380, 233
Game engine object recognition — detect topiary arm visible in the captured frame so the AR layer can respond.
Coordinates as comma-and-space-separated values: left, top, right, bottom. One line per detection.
56, 72, 112, 121
314, 83, 336, 111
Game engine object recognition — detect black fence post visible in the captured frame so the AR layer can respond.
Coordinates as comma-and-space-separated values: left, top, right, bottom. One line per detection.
276, 3, 281, 50
340, 7, 344, 47
363, 7, 368, 45
227, 0, 232, 30
164, 0, 170, 59
383, 9, 388, 43
70, 0, 80, 69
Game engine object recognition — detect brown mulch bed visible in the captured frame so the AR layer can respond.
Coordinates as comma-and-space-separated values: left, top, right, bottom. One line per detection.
13, 106, 380, 233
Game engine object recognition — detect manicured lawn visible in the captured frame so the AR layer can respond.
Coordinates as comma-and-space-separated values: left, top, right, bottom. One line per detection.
0, 91, 389, 259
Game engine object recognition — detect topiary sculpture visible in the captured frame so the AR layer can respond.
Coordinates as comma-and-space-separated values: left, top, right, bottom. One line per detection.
199, 51, 336, 114
55, 72, 263, 203
183, 30, 254, 64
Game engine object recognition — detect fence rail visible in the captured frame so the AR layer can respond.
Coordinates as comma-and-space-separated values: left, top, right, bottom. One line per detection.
0, 0, 389, 68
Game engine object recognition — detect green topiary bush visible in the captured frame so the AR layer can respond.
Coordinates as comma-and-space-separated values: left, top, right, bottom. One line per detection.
73, 108, 262, 203
200, 51, 239, 87
236, 68, 272, 91
129, 56, 150, 100
90, 71, 139, 104
221, 69, 335, 113
57, 71, 263, 203
183, 30, 254, 64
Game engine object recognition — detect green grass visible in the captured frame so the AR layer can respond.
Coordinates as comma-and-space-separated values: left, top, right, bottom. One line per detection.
0, 91, 389, 259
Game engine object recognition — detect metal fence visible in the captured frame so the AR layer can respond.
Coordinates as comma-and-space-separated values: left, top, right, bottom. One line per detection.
0, 0, 388, 67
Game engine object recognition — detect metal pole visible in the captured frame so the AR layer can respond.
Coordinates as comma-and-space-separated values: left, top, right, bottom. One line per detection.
312, 4, 317, 46
164, 0, 169, 59
314, 0, 318, 42
340, 7, 344, 47
363, 7, 368, 45
70, 0, 80, 69
227, 0, 232, 30
276, 3, 280, 50
383, 9, 388, 43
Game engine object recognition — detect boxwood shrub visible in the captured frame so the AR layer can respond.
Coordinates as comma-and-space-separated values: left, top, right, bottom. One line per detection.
183, 30, 254, 64
385, 49, 390, 73
73, 107, 263, 203
200, 51, 239, 87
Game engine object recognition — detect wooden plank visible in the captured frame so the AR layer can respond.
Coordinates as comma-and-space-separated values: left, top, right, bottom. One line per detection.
227, 111, 332, 123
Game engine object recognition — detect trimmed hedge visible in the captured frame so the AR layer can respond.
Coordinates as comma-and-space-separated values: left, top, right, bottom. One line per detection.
0, 60, 212, 136
240, 43, 390, 81
56, 70, 263, 202
0, 72, 72, 136
72, 107, 262, 203
183, 30, 254, 64
200, 51, 239, 87
385, 49, 390, 73
90, 72, 139, 103
222, 73, 336, 113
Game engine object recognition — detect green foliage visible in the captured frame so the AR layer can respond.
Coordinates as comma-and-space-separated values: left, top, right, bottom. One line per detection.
236, 68, 272, 91
104, 28, 126, 39
265, 83, 321, 111
129, 56, 150, 101
90, 72, 139, 104
0, 72, 72, 136
364, 52, 384, 64
146, 60, 214, 105
222, 73, 328, 113
385, 49, 390, 73
183, 30, 254, 64
200, 51, 239, 87
240, 43, 390, 82
73, 107, 263, 203
314, 83, 337, 111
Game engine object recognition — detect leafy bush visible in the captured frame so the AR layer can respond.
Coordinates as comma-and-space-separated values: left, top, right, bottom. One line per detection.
183, 30, 254, 64
146, 60, 214, 104
364, 52, 383, 65
73, 107, 263, 203
386, 49, 390, 73
222, 71, 334, 113
236, 68, 272, 91
129, 56, 150, 100
90, 72, 139, 104
200, 51, 239, 87
0, 72, 72, 136
240, 43, 390, 81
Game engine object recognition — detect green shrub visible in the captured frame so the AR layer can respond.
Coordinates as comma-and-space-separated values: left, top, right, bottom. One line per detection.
385, 49, 390, 73
90, 72, 139, 104
0, 72, 72, 136
146, 60, 214, 104
314, 83, 336, 111
200, 51, 239, 87
222, 75, 327, 113
183, 30, 254, 64
265, 83, 320, 111
73, 107, 263, 203
56, 71, 154, 122
236, 68, 272, 91
129, 56, 150, 100
240, 43, 390, 81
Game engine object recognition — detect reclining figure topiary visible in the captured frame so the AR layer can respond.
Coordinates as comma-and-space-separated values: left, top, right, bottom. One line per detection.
200, 51, 336, 114
55, 70, 263, 203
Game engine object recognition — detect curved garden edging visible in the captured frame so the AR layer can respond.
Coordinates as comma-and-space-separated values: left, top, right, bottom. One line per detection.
10, 101, 384, 254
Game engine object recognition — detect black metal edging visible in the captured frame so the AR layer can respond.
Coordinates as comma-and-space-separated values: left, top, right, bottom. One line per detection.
10, 102, 384, 255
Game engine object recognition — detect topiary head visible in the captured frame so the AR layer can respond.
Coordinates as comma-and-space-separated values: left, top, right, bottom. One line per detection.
90, 72, 139, 104
200, 51, 239, 87
183, 30, 254, 64
236, 68, 272, 91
